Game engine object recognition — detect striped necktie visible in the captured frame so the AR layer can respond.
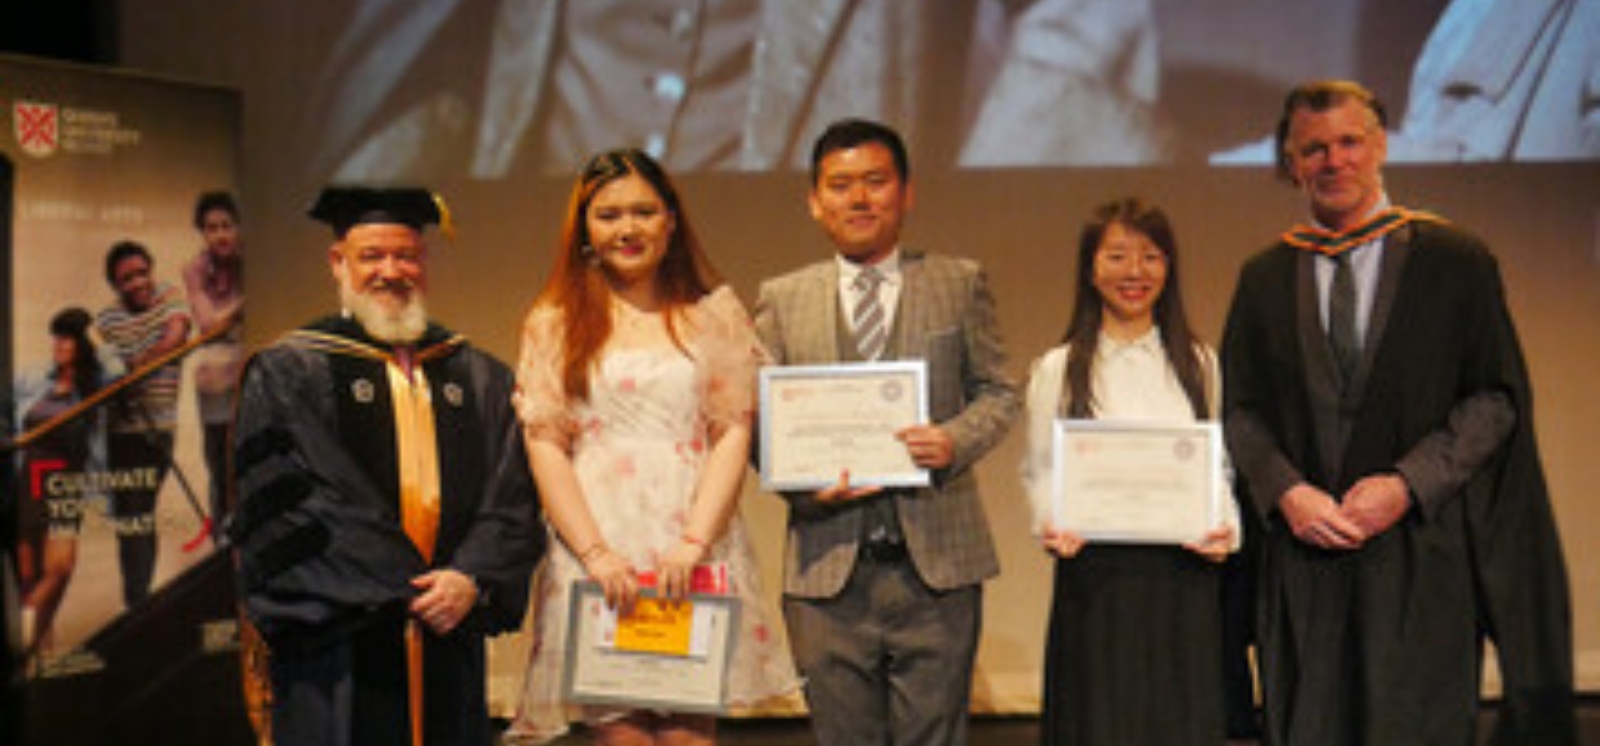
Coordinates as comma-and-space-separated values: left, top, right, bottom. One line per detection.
852, 266, 887, 361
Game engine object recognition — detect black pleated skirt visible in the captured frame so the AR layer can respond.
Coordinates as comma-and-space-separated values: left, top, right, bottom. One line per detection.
1040, 544, 1225, 746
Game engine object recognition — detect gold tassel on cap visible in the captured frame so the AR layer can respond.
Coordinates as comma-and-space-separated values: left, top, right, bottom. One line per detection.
431, 192, 456, 242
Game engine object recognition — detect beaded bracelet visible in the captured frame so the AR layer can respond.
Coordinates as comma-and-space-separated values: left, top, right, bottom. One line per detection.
577, 542, 609, 563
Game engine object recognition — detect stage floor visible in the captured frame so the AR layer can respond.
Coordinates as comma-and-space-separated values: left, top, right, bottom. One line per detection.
538, 701, 1600, 745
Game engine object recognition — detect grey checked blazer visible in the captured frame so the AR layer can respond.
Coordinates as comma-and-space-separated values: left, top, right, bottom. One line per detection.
754, 250, 1020, 598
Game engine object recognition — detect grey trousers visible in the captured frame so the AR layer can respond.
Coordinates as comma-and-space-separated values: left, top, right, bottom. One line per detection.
784, 554, 983, 746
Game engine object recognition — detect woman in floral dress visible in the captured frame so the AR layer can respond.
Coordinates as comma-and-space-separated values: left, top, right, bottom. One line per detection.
503, 148, 798, 745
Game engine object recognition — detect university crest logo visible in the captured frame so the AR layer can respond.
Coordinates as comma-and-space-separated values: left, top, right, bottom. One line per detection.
14, 100, 60, 158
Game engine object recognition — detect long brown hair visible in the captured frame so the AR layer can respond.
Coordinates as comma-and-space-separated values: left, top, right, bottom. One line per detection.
1059, 197, 1208, 420
537, 148, 722, 399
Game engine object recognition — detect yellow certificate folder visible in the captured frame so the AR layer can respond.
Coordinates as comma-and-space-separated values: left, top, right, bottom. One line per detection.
614, 599, 695, 657
564, 582, 741, 713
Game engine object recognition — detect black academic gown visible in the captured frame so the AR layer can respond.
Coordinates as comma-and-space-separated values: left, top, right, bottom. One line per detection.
1221, 221, 1572, 745
230, 316, 543, 746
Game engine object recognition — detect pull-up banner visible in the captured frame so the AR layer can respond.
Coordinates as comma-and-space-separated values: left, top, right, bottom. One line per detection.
0, 53, 253, 745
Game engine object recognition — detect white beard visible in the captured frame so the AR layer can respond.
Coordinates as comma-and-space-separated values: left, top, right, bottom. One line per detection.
339, 279, 427, 344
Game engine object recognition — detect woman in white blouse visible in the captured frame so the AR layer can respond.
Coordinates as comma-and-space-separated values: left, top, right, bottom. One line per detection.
1020, 197, 1239, 745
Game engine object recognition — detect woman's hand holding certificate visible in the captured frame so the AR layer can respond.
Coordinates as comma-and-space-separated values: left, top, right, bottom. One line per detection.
1050, 420, 1224, 544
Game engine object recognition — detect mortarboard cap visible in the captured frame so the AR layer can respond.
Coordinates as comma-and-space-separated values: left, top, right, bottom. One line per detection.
307, 186, 454, 239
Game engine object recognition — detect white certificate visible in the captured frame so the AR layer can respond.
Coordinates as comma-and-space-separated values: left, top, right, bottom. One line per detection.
562, 582, 740, 714
758, 361, 930, 491
1050, 420, 1222, 544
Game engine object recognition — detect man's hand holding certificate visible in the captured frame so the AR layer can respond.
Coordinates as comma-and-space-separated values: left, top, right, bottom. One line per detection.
758, 361, 932, 492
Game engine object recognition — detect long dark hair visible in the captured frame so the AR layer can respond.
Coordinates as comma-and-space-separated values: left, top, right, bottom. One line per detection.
193, 190, 244, 299
1059, 198, 1208, 420
50, 307, 104, 397
536, 148, 721, 399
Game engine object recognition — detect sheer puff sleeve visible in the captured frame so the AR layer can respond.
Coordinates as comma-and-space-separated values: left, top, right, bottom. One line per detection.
513, 305, 575, 449
692, 286, 766, 438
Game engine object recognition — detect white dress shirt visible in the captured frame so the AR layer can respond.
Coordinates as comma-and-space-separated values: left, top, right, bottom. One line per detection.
1020, 328, 1240, 549
1312, 198, 1391, 348
837, 249, 903, 345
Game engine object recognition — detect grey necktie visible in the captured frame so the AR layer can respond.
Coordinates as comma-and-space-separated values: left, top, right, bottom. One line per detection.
1328, 251, 1359, 382
850, 266, 901, 546
852, 266, 887, 361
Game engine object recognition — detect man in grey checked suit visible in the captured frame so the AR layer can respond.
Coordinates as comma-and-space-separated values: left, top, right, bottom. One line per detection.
754, 118, 1020, 745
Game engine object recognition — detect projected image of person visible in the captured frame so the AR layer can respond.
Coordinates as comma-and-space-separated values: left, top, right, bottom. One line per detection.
1397, 0, 1600, 161
1210, 1, 1599, 164
1019, 198, 1238, 746
96, 240, 192, 609
12, 308, 122, 658
1221, 79, 1575, 744
182, 191, 245, 529
303, 0, 1167, 181
502, 148, 798, 745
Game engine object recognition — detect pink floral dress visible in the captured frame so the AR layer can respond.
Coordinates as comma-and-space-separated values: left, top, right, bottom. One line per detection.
503, 287, 798, 743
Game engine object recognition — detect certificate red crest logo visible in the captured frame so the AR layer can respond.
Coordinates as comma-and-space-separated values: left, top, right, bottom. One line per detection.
14, 100, 59, 157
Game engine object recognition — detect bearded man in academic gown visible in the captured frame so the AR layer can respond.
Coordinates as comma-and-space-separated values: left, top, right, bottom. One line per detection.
1221, 80, 1573, 745
229, 187, 543, 746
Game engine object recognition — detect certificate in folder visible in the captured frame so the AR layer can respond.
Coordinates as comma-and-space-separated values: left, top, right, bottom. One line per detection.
1050, 419, 1223, 544
562, 581, 741, 714
757, 360, 930, 491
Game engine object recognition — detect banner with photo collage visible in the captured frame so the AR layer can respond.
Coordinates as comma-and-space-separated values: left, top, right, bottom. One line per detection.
1, 53, 255, 746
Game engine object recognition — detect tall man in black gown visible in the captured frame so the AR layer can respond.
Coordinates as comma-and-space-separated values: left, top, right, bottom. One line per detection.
1221, 80, 1573, 745
229, 187, 542, 745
